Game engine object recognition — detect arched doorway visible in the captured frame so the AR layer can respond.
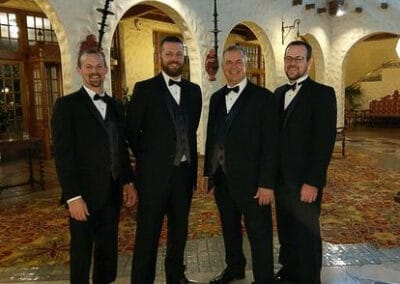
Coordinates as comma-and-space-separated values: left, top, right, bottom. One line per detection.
343, 32, 400, 126
223, 21, 275, 90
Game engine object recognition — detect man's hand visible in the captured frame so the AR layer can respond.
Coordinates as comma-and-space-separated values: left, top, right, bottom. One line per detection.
253, 187, 274, 206
300, 183, 318, 203
68, 198, 90, 221
123, 183, 137, 208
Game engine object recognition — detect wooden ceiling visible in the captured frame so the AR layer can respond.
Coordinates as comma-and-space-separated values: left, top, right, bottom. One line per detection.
123, 4, 257, 41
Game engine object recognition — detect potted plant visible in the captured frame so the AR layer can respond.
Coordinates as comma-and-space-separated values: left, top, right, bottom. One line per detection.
345, 85, 362, 111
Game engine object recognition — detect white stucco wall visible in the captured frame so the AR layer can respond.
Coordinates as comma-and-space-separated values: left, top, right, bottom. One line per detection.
34, 0, 400, 152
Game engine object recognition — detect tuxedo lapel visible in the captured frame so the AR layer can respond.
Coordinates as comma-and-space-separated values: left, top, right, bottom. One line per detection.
225, 83, 251, 132
282, 78, 310, 129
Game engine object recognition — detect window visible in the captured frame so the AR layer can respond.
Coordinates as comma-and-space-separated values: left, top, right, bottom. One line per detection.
0, 12, 19, 51
0, 63, 22, 132
26, 15, 57, 45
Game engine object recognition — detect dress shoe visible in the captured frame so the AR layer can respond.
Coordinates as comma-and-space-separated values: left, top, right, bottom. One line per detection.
273, 269, 296, 283
209, 268, 245, 284
166, 275, 200, 284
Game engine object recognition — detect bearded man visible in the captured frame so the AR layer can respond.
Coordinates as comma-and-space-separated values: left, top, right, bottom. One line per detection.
126, 36, 202, 284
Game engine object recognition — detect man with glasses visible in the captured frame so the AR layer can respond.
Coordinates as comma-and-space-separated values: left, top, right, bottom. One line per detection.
273, 40, 337, 284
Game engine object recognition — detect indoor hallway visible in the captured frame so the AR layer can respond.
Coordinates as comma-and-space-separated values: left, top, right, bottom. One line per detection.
0, 126, 399, 284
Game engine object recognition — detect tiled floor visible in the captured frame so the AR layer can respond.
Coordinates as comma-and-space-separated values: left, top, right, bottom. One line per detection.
1, 126, 399, 284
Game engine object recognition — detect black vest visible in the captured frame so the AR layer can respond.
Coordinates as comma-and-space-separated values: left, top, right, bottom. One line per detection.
167, 93, 191, 166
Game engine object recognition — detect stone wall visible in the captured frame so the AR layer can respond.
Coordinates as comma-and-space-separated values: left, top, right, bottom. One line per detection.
34, 0, 400, 152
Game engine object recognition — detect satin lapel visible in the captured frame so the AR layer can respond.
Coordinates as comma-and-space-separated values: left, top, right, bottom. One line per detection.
180, 80, 190, 129
225, 83, 251, 132
78, 87, 107, 133
282, 79, 310, 129
157, 74, 176, 127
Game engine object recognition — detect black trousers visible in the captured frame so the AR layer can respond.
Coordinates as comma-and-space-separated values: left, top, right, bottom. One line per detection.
131, 162, 193, 283
69, 180, 120, 284
214, 169, 274, 284
275, 181, 323, 284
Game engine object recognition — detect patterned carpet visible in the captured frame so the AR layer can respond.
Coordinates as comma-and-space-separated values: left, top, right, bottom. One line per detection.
0, 147, 399, 268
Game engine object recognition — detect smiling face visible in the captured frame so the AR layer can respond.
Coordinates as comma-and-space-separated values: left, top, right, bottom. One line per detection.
161, 41, 185, 79
222, 49, 247, 86
284, 44, 312, 83
77, 52, 107, 93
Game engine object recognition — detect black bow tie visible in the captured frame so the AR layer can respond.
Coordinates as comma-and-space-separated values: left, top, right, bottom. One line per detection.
94, 93, 110, 103
285, 82, 302, 92
224, 85, 240, 95
169, 79, 183, 87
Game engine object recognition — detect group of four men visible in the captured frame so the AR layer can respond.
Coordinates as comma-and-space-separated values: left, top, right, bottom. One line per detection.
52, 35, 337, 284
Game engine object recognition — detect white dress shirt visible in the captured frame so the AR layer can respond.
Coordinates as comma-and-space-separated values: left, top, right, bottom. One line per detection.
226, 78, 248, 113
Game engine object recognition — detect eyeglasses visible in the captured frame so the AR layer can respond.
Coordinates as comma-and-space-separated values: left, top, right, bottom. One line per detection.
284, 56, 306, 63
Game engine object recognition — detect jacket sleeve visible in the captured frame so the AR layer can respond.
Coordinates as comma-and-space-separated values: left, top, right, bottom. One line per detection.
51, 97, 81, 201
305, 86, 337, 188
258, 90, 279, 189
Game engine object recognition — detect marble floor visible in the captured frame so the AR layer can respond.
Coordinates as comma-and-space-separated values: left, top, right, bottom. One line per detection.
0, 126, 399, 284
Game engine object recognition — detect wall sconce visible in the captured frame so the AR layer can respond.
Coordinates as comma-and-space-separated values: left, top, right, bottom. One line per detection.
381, 2, 388, 9
281, 19, 301, 45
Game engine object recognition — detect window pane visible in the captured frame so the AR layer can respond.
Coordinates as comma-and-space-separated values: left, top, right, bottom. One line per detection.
44, 18, 51, 29
26, 15, 34, 28
0, 13, 8, 25
27, 28, 35, 41
1, 26, 9, 38
35, 17, 43, 28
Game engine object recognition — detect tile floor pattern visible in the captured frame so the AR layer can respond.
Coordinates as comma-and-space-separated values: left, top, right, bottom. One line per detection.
1, 126, 400, 284
0, 237, 399, 283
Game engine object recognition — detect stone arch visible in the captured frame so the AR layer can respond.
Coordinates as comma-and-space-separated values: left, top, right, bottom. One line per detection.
221, 21, 276, 90
341, 31, 400, 123
107, 0, 202, 88
34, 0, 72, 93
301, 33, 325, 83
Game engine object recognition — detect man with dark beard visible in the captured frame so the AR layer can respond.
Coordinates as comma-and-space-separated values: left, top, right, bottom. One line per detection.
126, 36, 202, 284
274, 40, 337, 284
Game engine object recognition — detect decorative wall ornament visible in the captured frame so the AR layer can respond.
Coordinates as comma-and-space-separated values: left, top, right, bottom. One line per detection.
206, 0, 221, 81
97, 0, 114, 49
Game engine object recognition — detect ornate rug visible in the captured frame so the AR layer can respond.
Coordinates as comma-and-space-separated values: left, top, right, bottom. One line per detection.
0, 148, 399, 267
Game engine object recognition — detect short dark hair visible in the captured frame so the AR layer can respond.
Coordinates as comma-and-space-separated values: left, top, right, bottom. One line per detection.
160, 36, 183, 49
222, 44, 247, 59
77, 48, 107, 68
285, 40, 312, 60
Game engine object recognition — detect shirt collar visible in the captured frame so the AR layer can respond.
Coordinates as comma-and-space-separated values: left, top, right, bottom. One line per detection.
162, 71, 182, 87
227, 77, 247, 95
288, 74, 308, 86
84, 86, 105, 100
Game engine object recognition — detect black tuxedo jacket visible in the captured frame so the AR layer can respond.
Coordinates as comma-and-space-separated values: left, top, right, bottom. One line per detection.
52, 87, 133, 211
126, 73, 202, 191
274, 77, 337, 188
204, 81, 278, 200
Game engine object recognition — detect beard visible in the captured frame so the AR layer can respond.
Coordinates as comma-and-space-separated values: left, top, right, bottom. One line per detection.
161, 60, 183, 77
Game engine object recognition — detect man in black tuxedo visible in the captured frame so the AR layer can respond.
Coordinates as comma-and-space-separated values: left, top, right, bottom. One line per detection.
204, 44, 278, 284
126, 36, 202, 284
52, 41, 136, 284
274, 41, 337, 284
